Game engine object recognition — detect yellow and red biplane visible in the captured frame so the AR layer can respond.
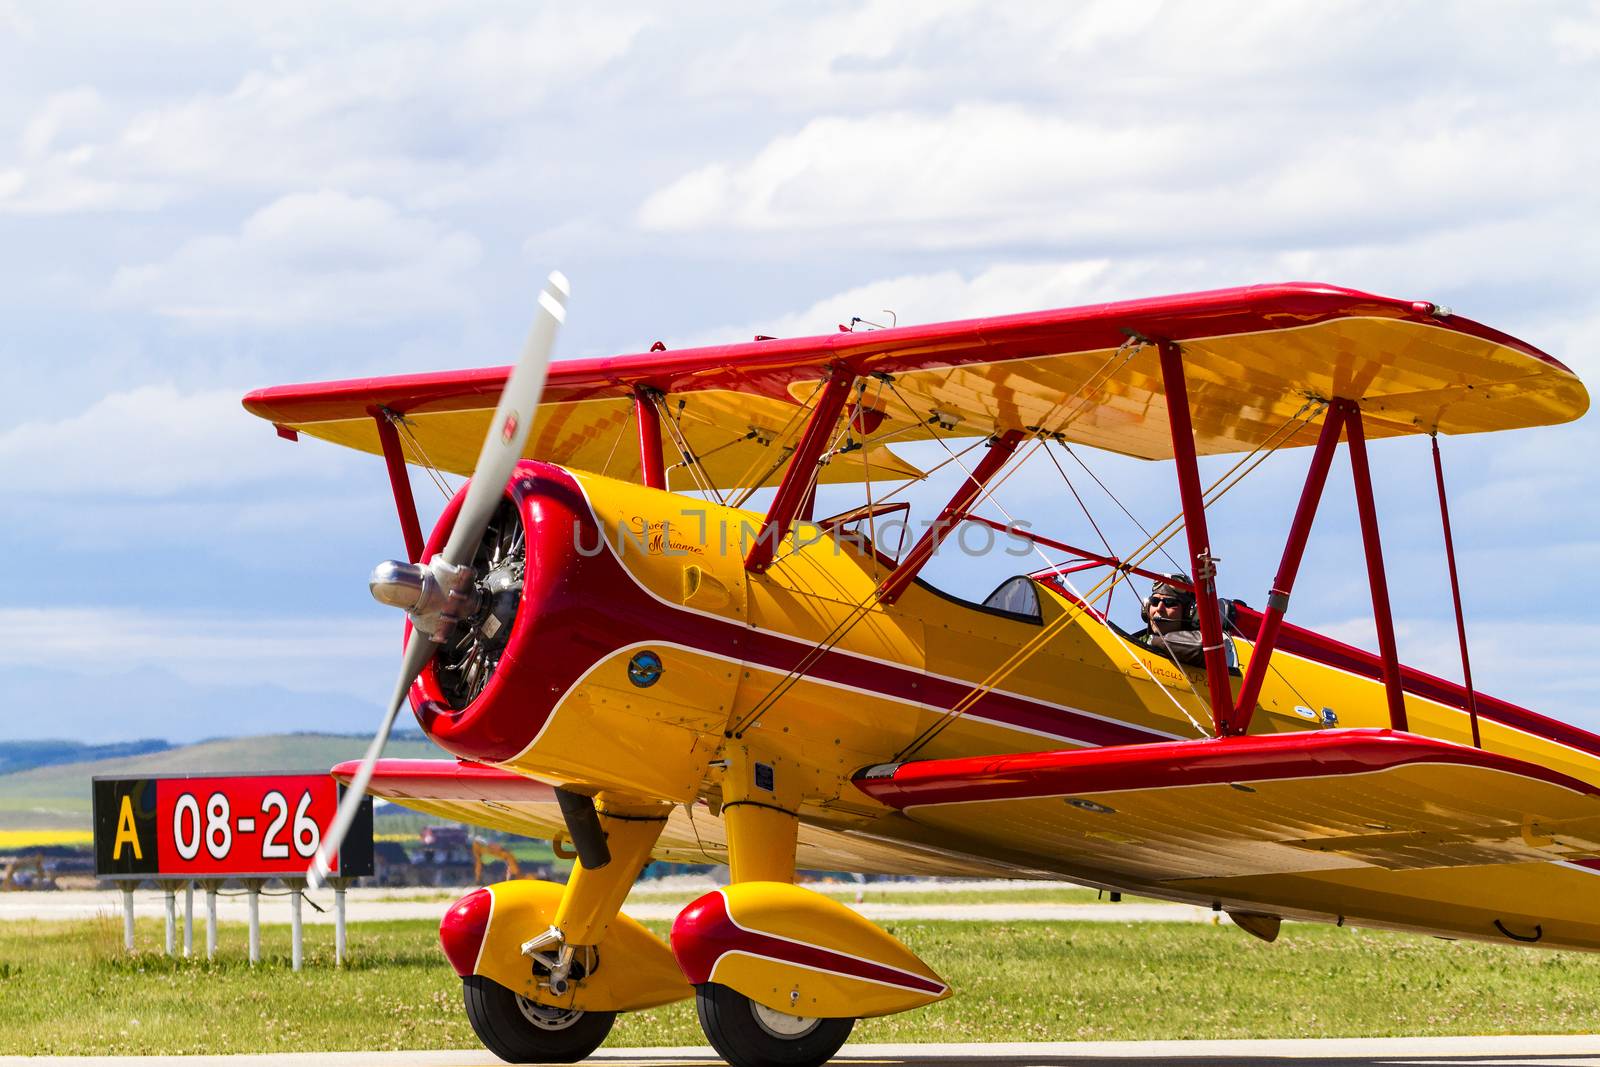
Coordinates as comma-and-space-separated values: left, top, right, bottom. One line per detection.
244, 279, 1597, 1066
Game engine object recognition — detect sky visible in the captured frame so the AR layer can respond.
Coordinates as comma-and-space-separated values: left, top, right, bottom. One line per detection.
3, 1, 1599, 743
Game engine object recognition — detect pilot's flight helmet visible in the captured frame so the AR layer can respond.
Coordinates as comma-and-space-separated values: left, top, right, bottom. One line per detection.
1141, 573, 1198, 625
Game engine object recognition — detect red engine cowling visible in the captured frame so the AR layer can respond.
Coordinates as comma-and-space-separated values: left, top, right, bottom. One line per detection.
408, 461, 648, 765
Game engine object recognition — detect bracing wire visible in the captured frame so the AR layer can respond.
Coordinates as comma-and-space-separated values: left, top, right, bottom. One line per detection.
729, 379, 827, 509
895, 401, 1323, 760
885, 428, 1216, 749
385, 410, 456, 500
656, 395, 725, 504
1058, 441, 1186, 575
598, 401, 635, 480
1040, 440, 1121, 612
728, 351, 1322, 753
725, 420, 1022, 737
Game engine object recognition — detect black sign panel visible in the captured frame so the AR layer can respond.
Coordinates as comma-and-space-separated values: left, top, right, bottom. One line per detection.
93, 778, 157, 876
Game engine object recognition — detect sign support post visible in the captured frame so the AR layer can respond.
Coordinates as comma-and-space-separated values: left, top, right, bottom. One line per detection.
122, 884, 136, 952
203, 880, 220, 960
331, 877, 350, 967
183, 881, 194, 957
290, 882, 304, 972
245, 878, 263, 964
163, 882, 177, 957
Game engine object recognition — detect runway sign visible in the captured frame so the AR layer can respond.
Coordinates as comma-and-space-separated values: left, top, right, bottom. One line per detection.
92, 773, 374, 879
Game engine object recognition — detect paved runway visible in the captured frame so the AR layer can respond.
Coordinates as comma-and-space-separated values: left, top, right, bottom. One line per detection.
6, 1036, 1600, 1066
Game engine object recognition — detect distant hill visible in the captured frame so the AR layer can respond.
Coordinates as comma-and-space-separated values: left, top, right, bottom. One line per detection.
0, 732, 444, 830
5, 664, 393, 743
0, 739, 171, 775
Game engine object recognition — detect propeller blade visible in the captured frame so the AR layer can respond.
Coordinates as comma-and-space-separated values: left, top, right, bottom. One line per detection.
308, 628, 437, 888
441, 271, 568, 568
313, 271, 569, 889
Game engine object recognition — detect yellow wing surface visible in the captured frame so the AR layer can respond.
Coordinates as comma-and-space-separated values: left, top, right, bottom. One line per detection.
243, 282, 1587, 483
853, 729, 1600, 949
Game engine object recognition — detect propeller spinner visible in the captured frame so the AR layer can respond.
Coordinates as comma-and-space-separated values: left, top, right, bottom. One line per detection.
308, 271, 569, 889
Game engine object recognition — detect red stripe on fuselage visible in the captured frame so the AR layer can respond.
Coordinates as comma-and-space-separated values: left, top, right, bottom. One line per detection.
414, 463, 1168, 764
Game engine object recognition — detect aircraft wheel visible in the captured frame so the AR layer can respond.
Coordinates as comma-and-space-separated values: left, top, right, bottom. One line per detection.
695, 982, 854, 1067
462, 974, 616, 1063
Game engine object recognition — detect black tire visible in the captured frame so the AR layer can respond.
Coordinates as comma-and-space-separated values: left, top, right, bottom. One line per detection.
695, 982, 854, 1067
462, 975, 617, 1063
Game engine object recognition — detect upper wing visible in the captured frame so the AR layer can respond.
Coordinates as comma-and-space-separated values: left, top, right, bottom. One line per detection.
244, 282, 1586, 473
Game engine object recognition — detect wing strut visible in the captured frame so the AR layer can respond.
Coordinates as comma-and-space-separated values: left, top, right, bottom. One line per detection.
1157, 341, 1235, 734
878, 430, 1026, 605
1232, 404, 1344, 733
634, 387, 666, 490
1432, 435, 1482, 748
1342, 399, 1409, 731
374, 410, 425, 563
746, 368, 855, 572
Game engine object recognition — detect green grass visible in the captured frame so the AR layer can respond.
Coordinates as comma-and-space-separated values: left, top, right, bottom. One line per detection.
4, 916, 1600, 1054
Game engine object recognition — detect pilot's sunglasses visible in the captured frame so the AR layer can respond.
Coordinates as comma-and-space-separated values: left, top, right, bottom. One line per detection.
1148, 596, 1185, 608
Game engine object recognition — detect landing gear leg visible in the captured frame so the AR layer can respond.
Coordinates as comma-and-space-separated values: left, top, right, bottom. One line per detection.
550, 793, 671, 945
525, 793, 671, 990
699, 745, 857, 1067
721, 744, 800, 884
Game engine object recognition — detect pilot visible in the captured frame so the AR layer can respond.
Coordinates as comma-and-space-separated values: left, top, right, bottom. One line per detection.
1130, 574, 1207, 666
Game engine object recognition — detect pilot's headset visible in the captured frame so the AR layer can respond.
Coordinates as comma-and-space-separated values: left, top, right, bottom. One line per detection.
1140, 573, 1198, 626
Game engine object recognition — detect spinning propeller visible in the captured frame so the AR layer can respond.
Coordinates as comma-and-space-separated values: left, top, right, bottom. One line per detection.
308, 271, 569, 889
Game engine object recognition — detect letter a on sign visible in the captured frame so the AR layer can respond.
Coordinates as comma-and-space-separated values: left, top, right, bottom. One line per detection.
94, 778, 155, 876
114, 793, 143, 861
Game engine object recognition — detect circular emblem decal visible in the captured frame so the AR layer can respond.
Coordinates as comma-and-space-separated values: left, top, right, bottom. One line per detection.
627, 650, 663, 688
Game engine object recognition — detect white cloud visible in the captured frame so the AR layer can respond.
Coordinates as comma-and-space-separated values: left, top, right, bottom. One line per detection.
0, 9, 650, 216
0, 1, 33, 37
1554, 6, 1600, 60
639, 102, 1593, 254
673, 260, 1127, 346
2, 89, 168, 214
109, 190, 482, 325
638, 105, 1202, 239
20, 87, 110, 159
0, 383, 356, 496
677, 3, 1588, 121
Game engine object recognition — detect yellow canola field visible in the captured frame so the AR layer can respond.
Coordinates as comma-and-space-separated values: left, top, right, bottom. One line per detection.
0, 830, 93, 848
